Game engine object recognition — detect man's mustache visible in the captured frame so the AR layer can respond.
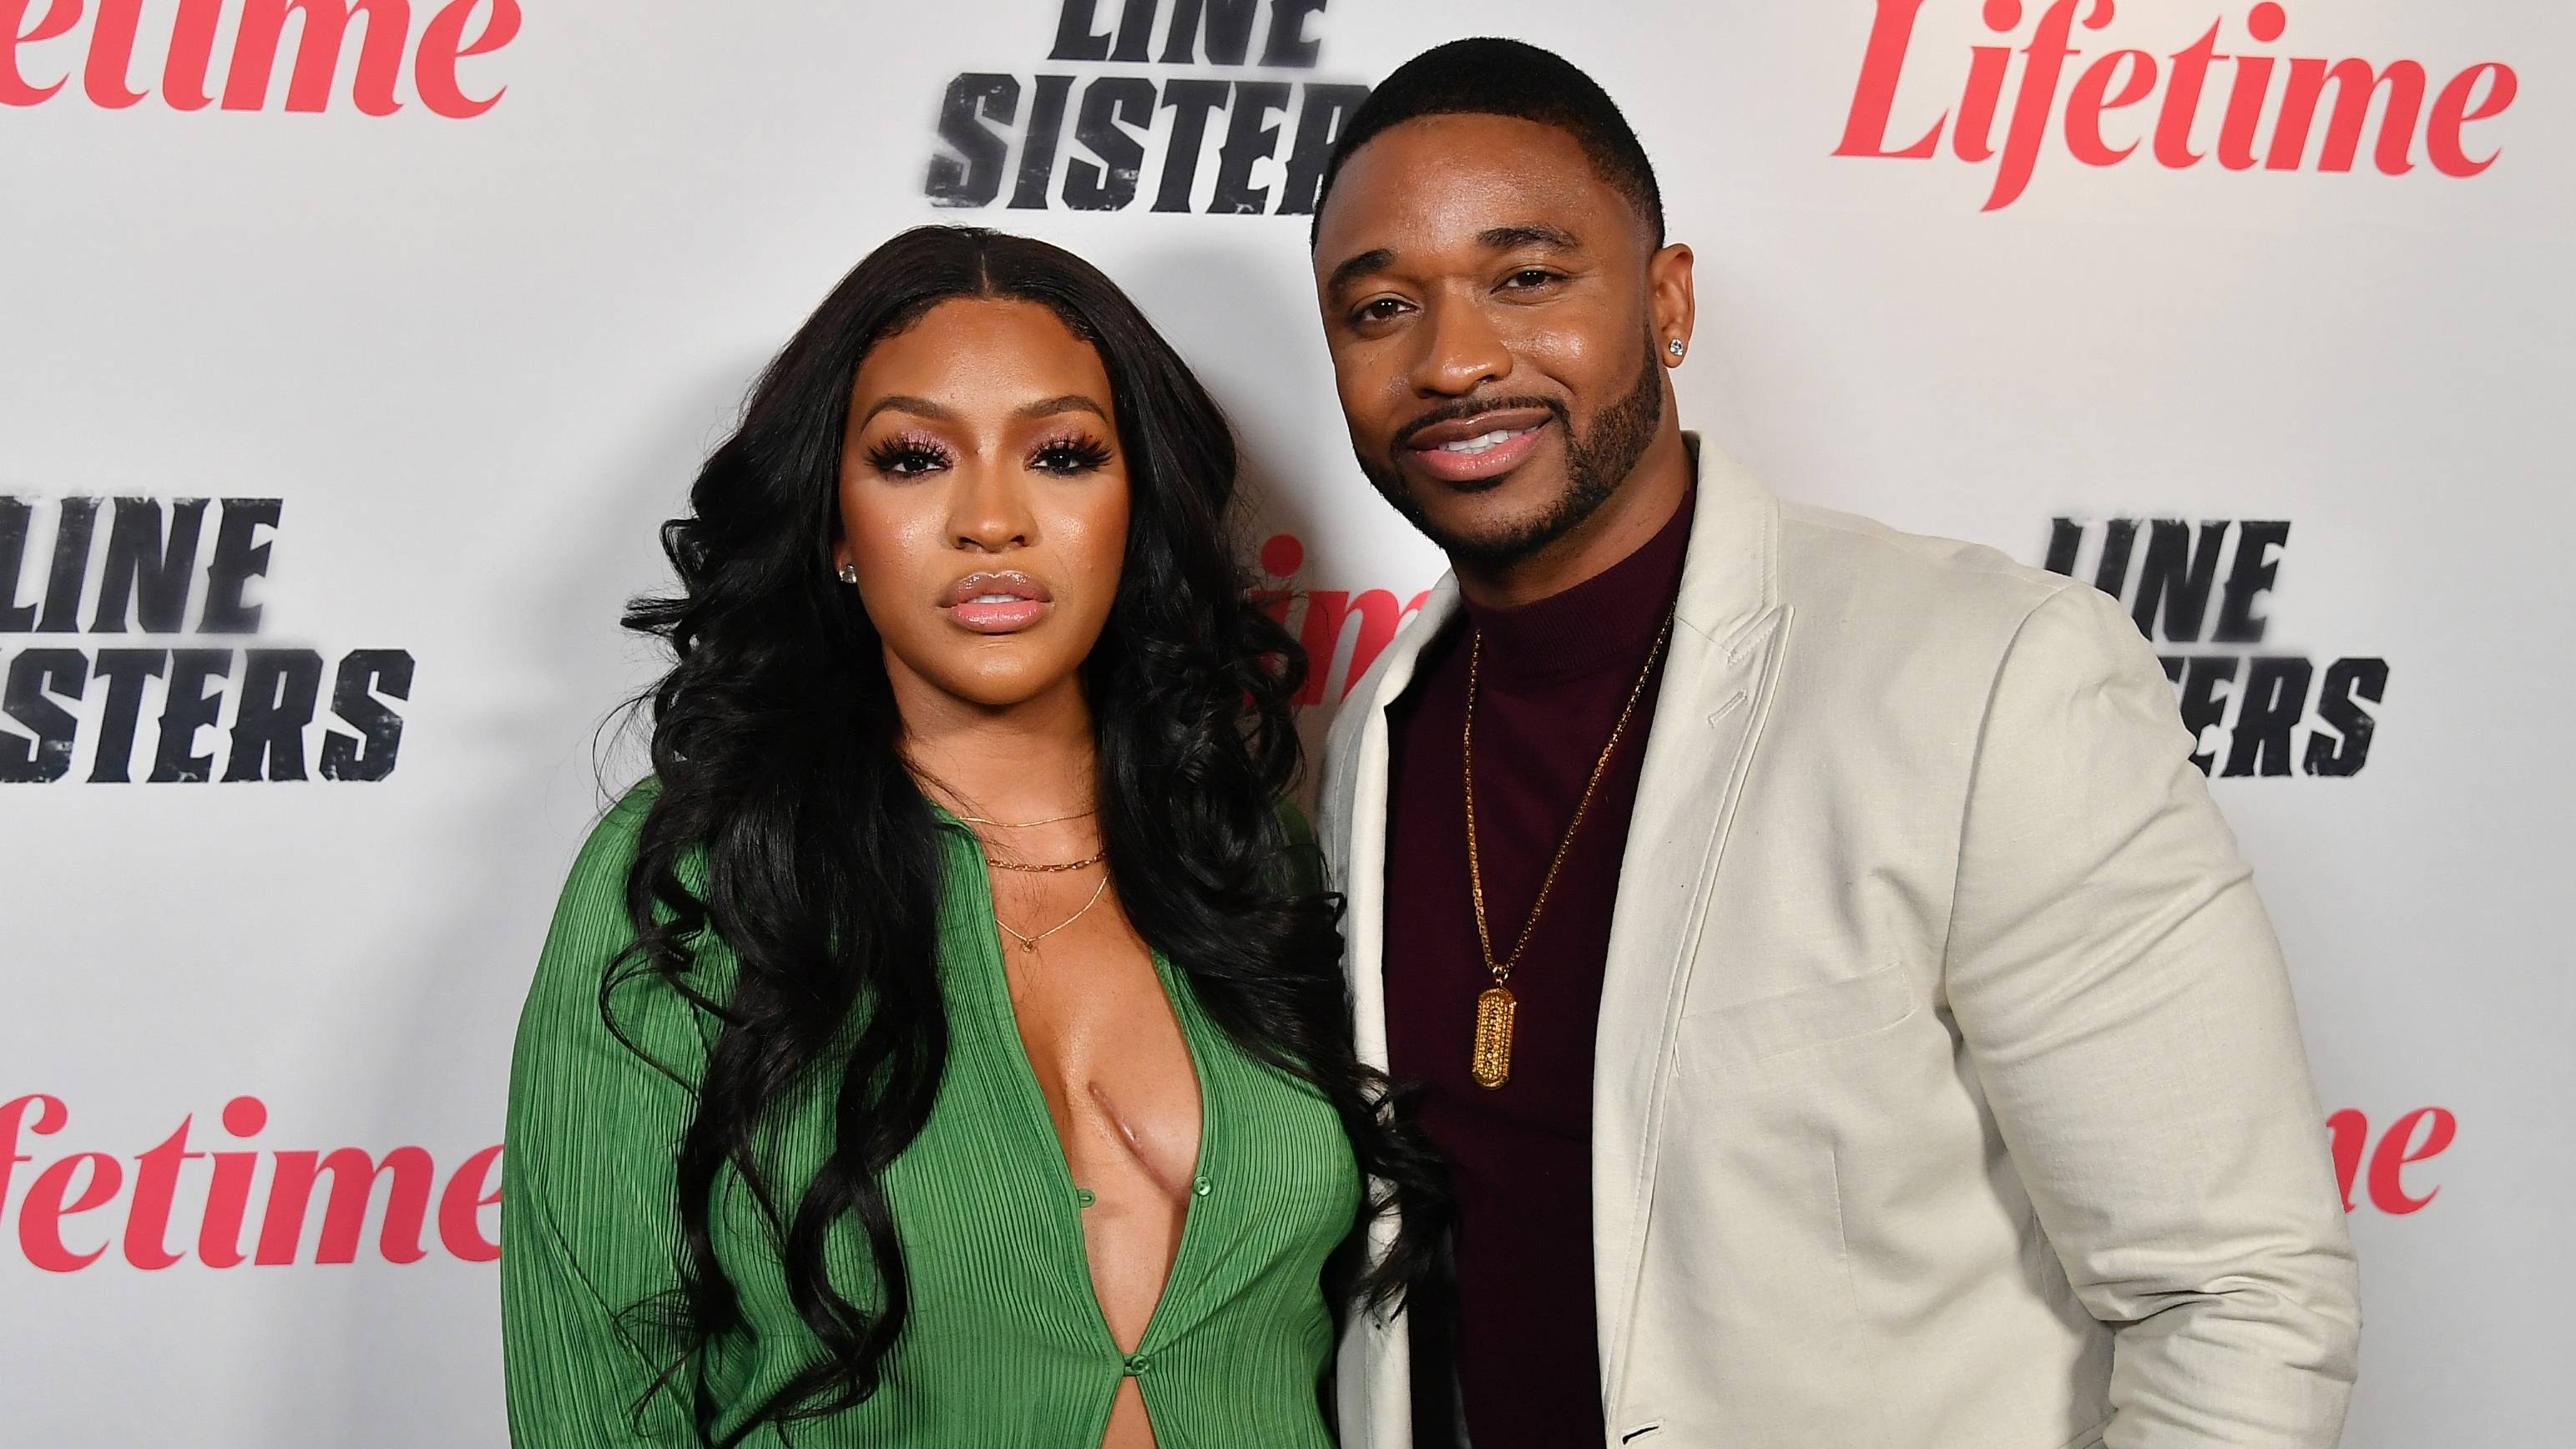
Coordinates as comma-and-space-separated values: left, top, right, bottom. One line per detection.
1391, 395, 1570, 453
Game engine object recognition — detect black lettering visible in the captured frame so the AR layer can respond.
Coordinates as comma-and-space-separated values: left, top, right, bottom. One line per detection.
2176, 654, 2238, 776
926, 73, 1021, 208
1107, 0, 1159, 63
199, 498, 282, 634
1049, 0, 1114, 61
0, 500, 38, 631
1159, 0, 1258, 64
2220, 654, 2312, 778
1211, 81, 1291, 213
321, 649, 412, 781
1259, 0, 1327, 67
0, 649, 88, 784
2158, 654, 2185, 685
88, 649, 167, 784
150, 649, 233, 784
2305, 656, 2387, 777
1154, 79, 1233, 212
90, 497, 208, 634
2131, 519, 2229, 644
1008, 75, 1077, 210
1277, 82, 1367, 215
225, 649, 326, 782
2214, 520, 2289, 644
1065, 77, 1154, 210
2042, 516, 2083, 577
2091, 517, 2138, 608
37, 497, 98, 634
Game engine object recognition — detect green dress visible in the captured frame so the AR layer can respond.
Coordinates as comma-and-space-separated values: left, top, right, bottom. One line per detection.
501, 782, 1360, 1446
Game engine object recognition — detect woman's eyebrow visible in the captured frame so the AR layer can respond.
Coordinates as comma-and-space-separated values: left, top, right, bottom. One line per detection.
1016, 395, 1109, 422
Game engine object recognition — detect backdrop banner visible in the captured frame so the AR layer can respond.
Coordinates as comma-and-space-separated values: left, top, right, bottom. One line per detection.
3, 2, 2565, 1444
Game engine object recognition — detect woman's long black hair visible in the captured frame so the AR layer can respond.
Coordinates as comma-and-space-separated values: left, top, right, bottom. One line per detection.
611, 225, 1444, 1441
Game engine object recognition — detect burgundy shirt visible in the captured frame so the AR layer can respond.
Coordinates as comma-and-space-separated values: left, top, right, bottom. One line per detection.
1381, 492, 1694, 1447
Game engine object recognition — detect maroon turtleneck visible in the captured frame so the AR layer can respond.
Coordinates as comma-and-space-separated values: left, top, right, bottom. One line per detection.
1381, 489, 1694, 1448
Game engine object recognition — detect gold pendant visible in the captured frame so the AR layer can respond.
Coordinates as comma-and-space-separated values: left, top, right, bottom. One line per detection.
1471, 985, 1517, 1089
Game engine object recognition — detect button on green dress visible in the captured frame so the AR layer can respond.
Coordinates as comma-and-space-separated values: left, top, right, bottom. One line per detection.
502, 783, 1360, 1446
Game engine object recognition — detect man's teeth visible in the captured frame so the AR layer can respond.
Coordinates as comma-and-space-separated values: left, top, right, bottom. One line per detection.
1438, 427, 1534, 455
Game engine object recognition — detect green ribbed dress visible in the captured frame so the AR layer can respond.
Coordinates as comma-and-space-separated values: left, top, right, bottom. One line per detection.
501, 783, 1360, 1446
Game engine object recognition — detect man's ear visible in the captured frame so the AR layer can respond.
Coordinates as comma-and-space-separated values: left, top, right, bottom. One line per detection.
1649, 243, 1695, 367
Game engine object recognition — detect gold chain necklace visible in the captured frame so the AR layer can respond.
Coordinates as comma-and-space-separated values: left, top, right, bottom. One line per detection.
994, 870, 1112, 954
984, 846, 1107, 874
1462, 611, 1674, 1088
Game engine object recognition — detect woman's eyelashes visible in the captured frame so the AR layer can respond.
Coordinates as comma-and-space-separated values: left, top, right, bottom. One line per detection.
864, 433, 952, 477
1028, 432, 1114, 477
860, 430, 1113, 480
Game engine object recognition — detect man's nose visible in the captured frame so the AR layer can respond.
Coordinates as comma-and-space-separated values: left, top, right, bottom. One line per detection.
1407, 292, 1510, 397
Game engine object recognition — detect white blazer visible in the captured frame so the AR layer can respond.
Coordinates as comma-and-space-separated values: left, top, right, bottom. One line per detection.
1318, 444, 2361, 1449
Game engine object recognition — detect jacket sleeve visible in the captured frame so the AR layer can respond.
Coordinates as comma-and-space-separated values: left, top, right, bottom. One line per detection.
1942, 581, 2361, 1448
501, 785, 707, 1446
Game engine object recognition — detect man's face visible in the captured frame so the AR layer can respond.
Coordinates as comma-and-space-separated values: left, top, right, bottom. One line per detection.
1312, 113, 1688, 569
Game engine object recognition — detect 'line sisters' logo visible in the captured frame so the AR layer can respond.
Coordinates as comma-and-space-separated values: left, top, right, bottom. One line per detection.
0, 496, 414, 785
2044, 516, 2384, 777
925, 0, 1369, 215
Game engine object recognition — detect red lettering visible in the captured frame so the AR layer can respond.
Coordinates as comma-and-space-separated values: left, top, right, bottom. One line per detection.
2066, 48, 2156, 165
1988, 0, 2115, 212
162, 0, 223, 110
259, 1145, 434, 1265
124, 1117, 200, 1270
438, 1144, 504, 1262
1834, 0, 1945, 160
414, 0, 518, 119
199, 1094, 267, 1268
2270, 57, 2424, 174
2215, 3, 2281, 170
223, 0, 408, 116
82, 0, 144, 107
1954, 1, 2020, 164
0, 1093, 69, 1219
2366, 1106, 2454, 1214
1294, 588, 1430, 706
0, 0, 79, 107
2326, 1107, 2366, 1214
2153, 21, 2225, 169
2427, 63, 2516, 177
21, 1152, 122, 1271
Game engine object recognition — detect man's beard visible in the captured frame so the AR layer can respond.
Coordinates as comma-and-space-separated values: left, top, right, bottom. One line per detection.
1356, 334, 1664, 573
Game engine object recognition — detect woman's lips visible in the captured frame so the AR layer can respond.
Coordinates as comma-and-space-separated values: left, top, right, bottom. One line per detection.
1403, 417, 1552, 485
942, 571, 1053, 634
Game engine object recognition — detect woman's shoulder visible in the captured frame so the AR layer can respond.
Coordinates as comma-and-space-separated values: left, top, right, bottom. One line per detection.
520, 777, 724, 1072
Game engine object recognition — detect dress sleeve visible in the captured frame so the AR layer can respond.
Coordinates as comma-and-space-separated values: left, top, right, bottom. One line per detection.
502, 783, 709, 1446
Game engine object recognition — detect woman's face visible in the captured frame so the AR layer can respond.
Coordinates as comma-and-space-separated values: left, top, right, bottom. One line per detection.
836, 297, 1132, 716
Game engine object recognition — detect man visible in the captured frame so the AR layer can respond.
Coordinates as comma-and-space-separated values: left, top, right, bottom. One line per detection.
1307, 38, 2360, 1449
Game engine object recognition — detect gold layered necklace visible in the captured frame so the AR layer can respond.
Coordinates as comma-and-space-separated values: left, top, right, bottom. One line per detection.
1462, 611, 1674, 1088
949, 800, 1111, 952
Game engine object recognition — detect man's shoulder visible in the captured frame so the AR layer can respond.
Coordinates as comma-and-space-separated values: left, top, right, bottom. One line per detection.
1773, 499, 2083, 644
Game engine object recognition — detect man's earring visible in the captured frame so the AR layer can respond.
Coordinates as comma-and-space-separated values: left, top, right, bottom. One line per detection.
1668, 339, 1686, 359
836, 563, 858, 584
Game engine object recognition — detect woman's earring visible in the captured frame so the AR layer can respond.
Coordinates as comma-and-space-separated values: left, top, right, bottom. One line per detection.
1668, 339, 1686, 359
836, 563, 858, 584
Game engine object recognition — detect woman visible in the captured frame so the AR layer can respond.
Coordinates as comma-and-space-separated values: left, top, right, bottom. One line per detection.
501, 226, 1440, 1447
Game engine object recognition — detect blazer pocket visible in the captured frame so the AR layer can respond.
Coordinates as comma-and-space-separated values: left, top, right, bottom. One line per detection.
1679, 962, 1918, 1075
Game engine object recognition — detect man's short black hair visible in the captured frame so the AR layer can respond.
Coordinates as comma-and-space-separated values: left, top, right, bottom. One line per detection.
1312, 38, 1665, 249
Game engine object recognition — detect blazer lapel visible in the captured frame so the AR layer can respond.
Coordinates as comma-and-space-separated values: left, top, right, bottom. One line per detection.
1591, 447, 1792, 1411
1328, 573, 1462, 1449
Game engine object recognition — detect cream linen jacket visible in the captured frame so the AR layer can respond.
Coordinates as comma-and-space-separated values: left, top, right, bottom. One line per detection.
1319, 444, 2361, 1449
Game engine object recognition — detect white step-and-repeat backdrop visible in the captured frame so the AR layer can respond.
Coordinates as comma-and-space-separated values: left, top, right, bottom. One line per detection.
3, 1, 2565, 1443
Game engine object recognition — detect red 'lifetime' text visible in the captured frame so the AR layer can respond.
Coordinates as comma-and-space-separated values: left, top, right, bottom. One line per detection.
1836, 0, 2517, 210
1, 0, 522, 116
